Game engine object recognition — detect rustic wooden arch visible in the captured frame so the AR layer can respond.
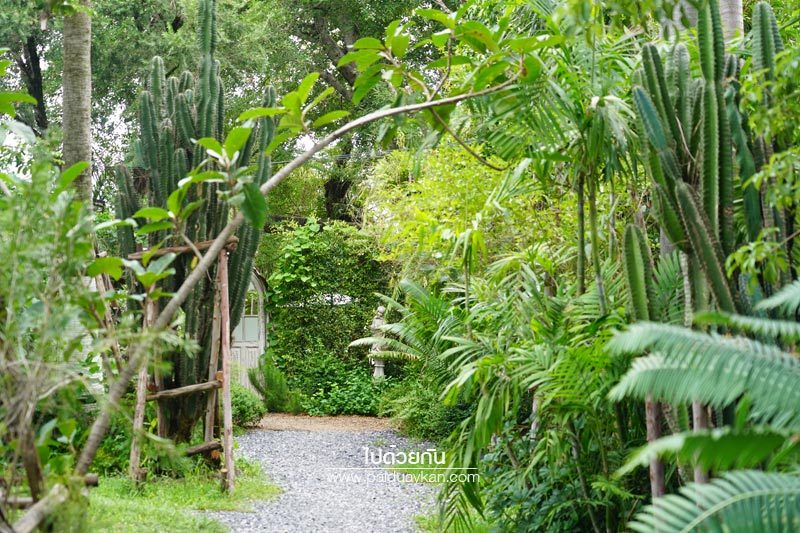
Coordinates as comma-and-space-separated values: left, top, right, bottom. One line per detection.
128, 237, 237, 492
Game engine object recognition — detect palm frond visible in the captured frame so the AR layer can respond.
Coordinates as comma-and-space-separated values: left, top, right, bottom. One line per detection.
629, 471, 800, 532
695, 310, 800, 341
653, 250, 684, 324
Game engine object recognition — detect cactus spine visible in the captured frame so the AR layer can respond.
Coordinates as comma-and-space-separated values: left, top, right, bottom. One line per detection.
116, 0, 276, 439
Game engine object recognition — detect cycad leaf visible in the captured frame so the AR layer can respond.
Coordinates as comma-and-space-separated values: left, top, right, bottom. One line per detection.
609, 323, 800, 430
618, 427, 788, 477
695, 311, 800, 341
757, 279, 800, 316
629, 471, 800, 532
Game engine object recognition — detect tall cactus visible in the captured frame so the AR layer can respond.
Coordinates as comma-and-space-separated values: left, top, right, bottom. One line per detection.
633, 0, 744, 315
117, 0, 275, 440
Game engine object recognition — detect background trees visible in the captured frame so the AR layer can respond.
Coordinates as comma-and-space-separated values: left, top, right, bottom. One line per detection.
1, 0, 800, 531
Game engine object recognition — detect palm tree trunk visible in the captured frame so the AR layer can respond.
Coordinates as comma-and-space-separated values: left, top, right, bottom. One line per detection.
62, 1, 92, 205
577, 173, 586, 295
588, 175, 606, 313
718, 0, 743, 41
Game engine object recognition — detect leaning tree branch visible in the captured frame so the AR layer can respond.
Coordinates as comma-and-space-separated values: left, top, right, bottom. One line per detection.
74, 76, 517, 475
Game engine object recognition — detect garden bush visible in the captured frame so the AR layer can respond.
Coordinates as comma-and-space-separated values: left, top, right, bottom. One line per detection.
230, 384, 266, 428
248, 351, 302, 413
254, 219, 389, 414
301, 367, 392, 416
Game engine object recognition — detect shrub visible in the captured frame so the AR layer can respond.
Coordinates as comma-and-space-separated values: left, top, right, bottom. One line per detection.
255, 219, 389, 412
379, 374, 470, 441
248, 351, 302, 413
301, 368, 391, 416
230, 384, 266, 427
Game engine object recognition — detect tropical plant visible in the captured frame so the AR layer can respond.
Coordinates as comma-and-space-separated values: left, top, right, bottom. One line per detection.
115, 0, 276, 440
609, 278, 800, 530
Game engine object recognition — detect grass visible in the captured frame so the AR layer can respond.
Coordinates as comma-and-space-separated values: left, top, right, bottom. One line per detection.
87, 459, 280, 532
415, 511, 491, 532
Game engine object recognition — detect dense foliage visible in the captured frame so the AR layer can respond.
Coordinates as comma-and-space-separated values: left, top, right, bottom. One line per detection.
3, 0, 800, 531
254, 219, 389, 415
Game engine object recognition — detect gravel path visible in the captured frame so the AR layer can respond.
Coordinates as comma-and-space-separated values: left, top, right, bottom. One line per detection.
207, 421, 436, 532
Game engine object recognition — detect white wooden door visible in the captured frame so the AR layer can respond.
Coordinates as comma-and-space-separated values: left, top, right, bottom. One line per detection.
231, 276, 266, 391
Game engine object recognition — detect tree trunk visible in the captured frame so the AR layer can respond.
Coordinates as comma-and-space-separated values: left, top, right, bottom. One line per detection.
62, 1, 93, 205
718, 0, 743, 41
576, 173, 586, 295
15, 35, 48, 134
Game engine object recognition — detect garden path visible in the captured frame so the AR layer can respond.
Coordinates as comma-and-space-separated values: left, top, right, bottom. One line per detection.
207, 414, 436, 532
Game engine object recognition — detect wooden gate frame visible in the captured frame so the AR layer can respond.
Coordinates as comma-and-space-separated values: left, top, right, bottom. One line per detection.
128, 237, 237, 492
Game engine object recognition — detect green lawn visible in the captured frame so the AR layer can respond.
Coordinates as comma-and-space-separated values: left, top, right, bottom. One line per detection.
87, 460, 280, 532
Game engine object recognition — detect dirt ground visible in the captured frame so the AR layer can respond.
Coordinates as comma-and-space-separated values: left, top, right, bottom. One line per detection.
257, 413, 398, 432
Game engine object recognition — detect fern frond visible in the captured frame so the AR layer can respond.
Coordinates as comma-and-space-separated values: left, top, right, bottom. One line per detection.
629, 470, 800, 532
757, 279, 800, 316
609, 323, 800, 429
617, 427, 788, 477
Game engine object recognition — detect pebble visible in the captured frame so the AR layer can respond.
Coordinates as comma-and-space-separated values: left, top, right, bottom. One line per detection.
206, 429, 437, 532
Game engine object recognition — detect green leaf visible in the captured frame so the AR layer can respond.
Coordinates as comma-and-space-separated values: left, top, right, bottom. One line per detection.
304, 87, 335, 115
57, 161, 89, 193
431, 29, 451, 47
147, 252, 177, 275
338, 49, 381, 70
223, 126, 252, 158
312, 110, 350, 128
242, 182, 267, 229
122, 259, 145, 276
135, 220, 173, 235
391, 34, 410, 59
237, 106, 284, 122
353, 37, 384, 50
617, 427, 788, 476
415, 8, 456, 29
456, 21, 498, 53
264, 131, 293, 155
629, 471, 800, 531
87, 257, 124, 280
296, 73, 320, 103
167, 188, 187, 216
353, 74, 382, 105
177, 170, 225, 188
385, 20, 401, 49
133, 206, 170, 221
195, 137, 223, 158
141, 242, 164, 266
428, 55, 473, 69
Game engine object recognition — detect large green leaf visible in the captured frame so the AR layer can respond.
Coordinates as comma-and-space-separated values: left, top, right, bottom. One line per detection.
629, 471, 800, 532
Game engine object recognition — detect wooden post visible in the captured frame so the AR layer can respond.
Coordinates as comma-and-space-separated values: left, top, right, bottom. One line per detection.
129, 295, 156, 482
154, 291, 167, 438
12, 484, 68, 533
204, 282, 222, 443
219, 250, 235, 492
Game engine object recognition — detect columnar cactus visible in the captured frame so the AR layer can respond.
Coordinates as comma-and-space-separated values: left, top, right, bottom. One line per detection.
633, 0, 749, 315
116, 0, 275, 439
634, 0, 792, 311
